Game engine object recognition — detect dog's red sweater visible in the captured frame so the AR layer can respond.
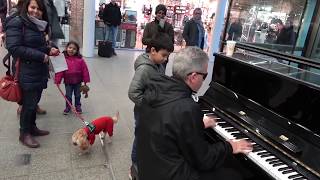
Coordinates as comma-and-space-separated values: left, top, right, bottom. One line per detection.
84, 116, 114, 144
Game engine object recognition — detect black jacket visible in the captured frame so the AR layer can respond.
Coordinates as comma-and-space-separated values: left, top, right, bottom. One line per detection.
44, 0, 65, 39
0, 0, 7, 14
5, 16, 51, 90
183, 19, 204, 49
137, 75, 233, 180
102, 3, 121, 26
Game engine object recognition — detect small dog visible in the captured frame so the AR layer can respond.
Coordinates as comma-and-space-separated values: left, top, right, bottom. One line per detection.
72, 111, 119, 152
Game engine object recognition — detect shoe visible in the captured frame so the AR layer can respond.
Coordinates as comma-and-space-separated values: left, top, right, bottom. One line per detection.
129, 163, 138, 180
36, 106, 47, 115
30, 126, 50, 136
76, 106, 82, 114
19, 133, 40, 148
113, 50, 117, 56
63, 108, 70, 115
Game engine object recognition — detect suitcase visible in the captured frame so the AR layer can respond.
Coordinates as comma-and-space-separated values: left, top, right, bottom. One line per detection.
98, 41, 113, 58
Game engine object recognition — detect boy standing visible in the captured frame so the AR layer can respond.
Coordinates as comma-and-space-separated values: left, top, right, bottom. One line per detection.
128, 32, 174, 177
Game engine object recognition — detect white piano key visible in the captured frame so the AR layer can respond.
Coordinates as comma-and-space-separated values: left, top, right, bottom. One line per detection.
212, 122, 304, 180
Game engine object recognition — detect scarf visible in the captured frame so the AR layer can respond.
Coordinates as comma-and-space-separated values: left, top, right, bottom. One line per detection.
27, 15, 48, 31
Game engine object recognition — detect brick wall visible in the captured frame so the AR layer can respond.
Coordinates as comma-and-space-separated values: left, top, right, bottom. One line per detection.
70, 0, 84, 47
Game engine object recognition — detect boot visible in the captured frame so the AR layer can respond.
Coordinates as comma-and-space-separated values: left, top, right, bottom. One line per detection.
30, 126, 50, 136
19, 133, 40, 148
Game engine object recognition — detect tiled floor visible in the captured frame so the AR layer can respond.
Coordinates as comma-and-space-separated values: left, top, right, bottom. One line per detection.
0, 47, 213, 180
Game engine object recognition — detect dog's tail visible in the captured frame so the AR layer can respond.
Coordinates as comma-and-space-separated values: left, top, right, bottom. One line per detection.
112, 111, 119, 124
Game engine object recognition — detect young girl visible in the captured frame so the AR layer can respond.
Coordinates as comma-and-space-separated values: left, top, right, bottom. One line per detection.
55, 41, 90, 114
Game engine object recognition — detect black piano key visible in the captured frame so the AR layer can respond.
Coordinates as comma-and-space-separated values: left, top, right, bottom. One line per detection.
278, 166, 291, 171
257, 151, 270, 156
252, 147, 264, 152
272, 162, 285, 167
266, 157, 278, 162
269, 160, 281, 164
260, 153, 273, 158
233, 134, 247, 139
220, 124, 233, 128
288, 174, 303, 179
282, 169, 296, 174
226, 128, 238, 132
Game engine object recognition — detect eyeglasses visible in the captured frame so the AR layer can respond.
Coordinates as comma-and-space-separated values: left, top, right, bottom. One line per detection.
188, 72, 208, 80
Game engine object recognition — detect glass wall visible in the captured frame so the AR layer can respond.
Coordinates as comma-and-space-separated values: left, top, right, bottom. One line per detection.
224, 0, 316, 56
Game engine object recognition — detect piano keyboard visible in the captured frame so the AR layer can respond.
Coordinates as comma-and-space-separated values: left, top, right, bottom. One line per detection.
213, 118, 308, 180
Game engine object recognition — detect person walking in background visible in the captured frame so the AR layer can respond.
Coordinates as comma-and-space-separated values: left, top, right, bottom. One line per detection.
0, 0, 7, 25
55, 41, 90, 115
5, 0, 60, 148
142, 4, 174, 69
102, 0, 121, 56
227, 18, 243, 41
43, 0, 64, 45
183, 8, 205, 49
128, 32, 174, 179
276, 18, 296, 45
136, 47, 253, 180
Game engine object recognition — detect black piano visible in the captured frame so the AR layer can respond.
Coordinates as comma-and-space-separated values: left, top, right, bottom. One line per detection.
199, 49, 320, 180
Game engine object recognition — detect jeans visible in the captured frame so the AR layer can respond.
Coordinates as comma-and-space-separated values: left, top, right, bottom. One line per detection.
131, 106, 139, 163
105, 25, 118, 48
65, 83, 81, 108
20, 89, 43, 133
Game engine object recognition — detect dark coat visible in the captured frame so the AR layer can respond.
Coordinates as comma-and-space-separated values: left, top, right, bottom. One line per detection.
5, 16, 51, 90
0, 0, 7, 14
276, 26, 296, 45
44, 0, 65, 39
102, 3, 121, 26
183, 19, 204, 48
142, 19, 174, 46
137, 75, 233, 180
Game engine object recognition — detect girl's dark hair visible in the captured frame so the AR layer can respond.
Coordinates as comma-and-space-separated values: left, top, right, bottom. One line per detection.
63, 41, 82, 58
20, 0, 48, 27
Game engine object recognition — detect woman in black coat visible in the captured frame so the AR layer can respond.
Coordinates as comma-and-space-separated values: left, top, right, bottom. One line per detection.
5, 0, 59, 148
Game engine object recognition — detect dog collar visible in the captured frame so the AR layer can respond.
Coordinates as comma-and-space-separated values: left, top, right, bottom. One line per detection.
84, 121, 96, 133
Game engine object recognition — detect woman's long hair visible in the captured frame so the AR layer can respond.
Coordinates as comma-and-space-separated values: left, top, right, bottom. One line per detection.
20, 0, 48, 23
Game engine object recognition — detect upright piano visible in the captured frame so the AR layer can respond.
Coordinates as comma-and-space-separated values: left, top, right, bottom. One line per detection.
199, 50, 320, 180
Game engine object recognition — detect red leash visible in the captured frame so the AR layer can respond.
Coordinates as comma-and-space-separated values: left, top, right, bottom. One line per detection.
56, 84, 87, 125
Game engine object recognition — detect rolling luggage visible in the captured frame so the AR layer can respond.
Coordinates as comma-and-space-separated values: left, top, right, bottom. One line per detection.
98, 40, 113, 58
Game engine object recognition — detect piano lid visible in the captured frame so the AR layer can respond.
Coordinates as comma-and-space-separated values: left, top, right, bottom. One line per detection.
212, 52, 320, 137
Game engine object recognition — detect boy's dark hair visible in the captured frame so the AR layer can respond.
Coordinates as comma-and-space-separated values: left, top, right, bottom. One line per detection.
146, 32, 174, 53
63, 41, 82, 58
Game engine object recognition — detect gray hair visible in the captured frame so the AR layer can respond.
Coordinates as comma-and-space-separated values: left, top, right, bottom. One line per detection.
172, 46, 209, 80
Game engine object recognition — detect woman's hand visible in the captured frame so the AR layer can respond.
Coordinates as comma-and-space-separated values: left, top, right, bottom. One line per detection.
49, 48, 60, 56
43, 55, 49, 63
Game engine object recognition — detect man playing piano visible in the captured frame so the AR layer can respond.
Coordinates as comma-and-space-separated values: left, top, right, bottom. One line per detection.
136, 47, 253, 180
